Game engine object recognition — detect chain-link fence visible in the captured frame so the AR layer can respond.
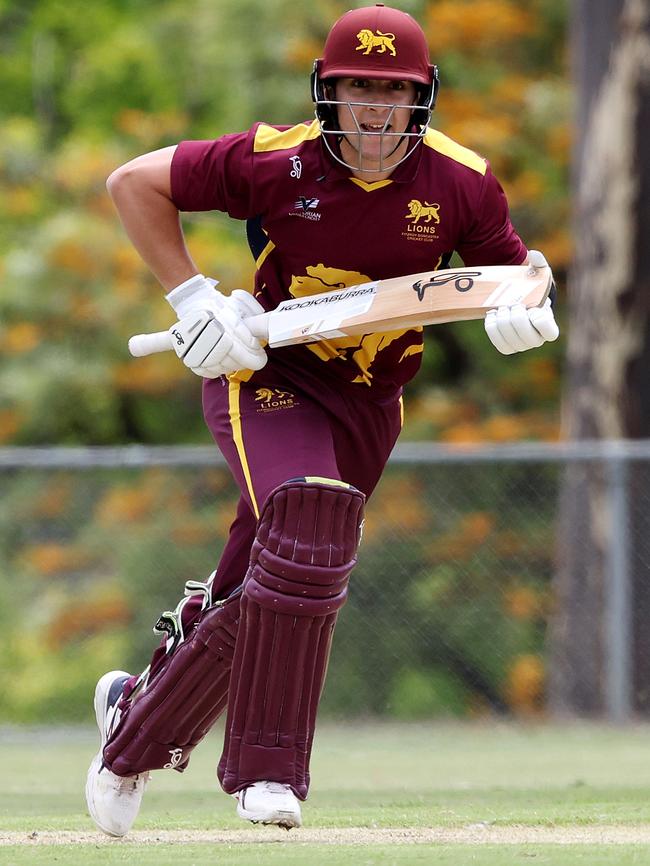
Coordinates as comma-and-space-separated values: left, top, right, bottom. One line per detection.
0, 441, 645, 724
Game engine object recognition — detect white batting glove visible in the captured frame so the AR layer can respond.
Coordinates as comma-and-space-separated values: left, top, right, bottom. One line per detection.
225, 288, 266, 321
165, 273, 226, 318
166, 275, 267, 378
484, 251, 559, 355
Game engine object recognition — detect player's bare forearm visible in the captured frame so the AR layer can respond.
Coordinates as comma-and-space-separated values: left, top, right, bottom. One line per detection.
106, 146, 198, 291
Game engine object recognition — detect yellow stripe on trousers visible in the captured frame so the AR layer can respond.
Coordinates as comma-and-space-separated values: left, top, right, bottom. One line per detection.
228, 380, 260, 518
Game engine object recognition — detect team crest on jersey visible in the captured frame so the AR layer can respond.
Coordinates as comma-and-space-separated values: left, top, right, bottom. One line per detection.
356, 29, 397, 56
402, 199, 441, 242
289, 195, 322, 221
254, 387, 299, 413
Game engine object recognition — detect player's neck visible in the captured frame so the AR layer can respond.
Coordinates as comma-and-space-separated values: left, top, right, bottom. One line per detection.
348, 166, 396, 182
344, 149, 400, 181
340, 138, 406, 182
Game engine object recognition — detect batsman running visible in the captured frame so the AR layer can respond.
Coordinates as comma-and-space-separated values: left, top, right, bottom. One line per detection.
86, 3, 559, 836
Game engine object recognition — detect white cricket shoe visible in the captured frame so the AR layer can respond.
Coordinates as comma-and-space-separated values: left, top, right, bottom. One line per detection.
85, 670, 149, 837
236, 781, 302, 829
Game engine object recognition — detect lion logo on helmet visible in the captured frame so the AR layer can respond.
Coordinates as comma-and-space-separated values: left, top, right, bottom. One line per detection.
356, 29, 397, 56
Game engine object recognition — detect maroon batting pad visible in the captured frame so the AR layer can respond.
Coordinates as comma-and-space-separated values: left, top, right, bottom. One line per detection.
103, 587, 241, 776
218, 478, 365, 799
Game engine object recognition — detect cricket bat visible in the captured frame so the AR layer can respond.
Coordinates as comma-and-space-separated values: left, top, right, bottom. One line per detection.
128, 263, 552, 357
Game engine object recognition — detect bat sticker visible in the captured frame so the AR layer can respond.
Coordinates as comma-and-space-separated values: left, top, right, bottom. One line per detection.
412, 271, 483, 301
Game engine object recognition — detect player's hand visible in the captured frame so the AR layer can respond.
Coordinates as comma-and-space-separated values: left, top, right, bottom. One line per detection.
166, 275, 267, 378
165, 273, 227, 318
484, 250, 559, 355
484, 298, 559, 354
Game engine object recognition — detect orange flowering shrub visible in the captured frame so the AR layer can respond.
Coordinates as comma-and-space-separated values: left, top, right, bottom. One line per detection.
95, 485, 158, 525
426, 510, 495, 562
171, 517, 218, 546
21, 542, 94, 577
504, 654, 545, 714
112, 355, 190, 395
426, 1, 535, 54
504, 585, 545, 620
0, 0, 567, 721
1, 322, 43, 354
45, 589, 131, 649
29, 478, 75, 519
0, 409, 22, 442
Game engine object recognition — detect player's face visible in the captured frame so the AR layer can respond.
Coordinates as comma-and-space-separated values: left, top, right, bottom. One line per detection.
334, 78, 418, 175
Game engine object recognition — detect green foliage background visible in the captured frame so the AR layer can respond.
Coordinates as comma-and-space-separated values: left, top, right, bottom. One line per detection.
0, 0, 568, 446
0, 0, 568, 721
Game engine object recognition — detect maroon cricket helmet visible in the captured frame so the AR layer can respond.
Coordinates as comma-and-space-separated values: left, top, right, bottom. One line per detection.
317, 3, 435, 85
311, 4, 439, 173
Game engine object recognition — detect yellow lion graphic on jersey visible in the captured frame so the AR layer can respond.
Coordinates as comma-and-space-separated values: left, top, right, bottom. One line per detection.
287, 264, 414, 385
405, 200, 441, 224
287, 265, 368, 299
356, 29, 397, 56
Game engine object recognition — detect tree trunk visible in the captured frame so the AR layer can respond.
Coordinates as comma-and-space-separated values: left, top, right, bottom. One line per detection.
548, 0, 650, 716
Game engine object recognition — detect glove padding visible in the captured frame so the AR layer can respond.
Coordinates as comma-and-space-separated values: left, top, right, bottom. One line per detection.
166, 273, 226, 318
166, 275, 267, 378
484, 250, 559, 355
484, 298, 559, 355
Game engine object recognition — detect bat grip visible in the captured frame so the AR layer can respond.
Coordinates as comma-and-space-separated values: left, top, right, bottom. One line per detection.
242, 313, 268, 342
128, 313, 270, 357
128, 331, 173, 357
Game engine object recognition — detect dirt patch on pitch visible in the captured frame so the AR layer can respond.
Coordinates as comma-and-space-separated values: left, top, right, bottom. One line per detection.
4, 826, 650, 846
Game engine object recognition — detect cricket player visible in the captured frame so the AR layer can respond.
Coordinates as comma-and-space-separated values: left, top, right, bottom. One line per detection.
86, 3, 559, 836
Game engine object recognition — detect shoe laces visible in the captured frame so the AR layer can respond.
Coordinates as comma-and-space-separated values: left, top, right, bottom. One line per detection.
105, 705, 122, 741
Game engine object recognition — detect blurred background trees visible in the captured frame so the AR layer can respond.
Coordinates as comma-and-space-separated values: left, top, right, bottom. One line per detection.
0, 0, 568, 447
0, 0, 574, 721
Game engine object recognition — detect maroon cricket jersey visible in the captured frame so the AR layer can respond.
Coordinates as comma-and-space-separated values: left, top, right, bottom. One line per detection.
170, 120, 527, 397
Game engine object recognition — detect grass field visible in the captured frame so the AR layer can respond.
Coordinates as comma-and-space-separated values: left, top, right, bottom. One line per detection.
2, 720, 650, 864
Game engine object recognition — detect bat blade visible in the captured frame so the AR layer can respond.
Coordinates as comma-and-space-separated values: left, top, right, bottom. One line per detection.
264, 264, 552, 348
127, 264, 553, 357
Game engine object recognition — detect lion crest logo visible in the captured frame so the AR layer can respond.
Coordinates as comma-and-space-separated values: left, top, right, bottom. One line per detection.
255, 388, 293, 403
356, 29, 397, 56
405, 200, 441, 225
255, 388, 275, 403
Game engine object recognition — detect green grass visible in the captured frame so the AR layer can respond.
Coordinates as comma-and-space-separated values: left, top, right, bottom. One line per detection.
2, 721, 650, 864
2, 846, 650, 866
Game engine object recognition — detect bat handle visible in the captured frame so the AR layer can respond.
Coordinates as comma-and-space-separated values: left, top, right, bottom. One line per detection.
128, 331, 173, 357
242, 313, 268, 342
128, 313, 270, 357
